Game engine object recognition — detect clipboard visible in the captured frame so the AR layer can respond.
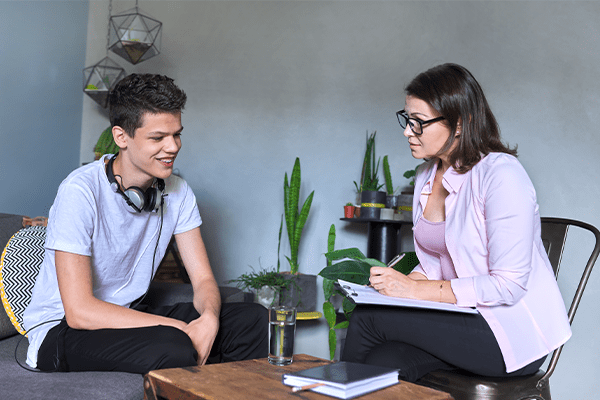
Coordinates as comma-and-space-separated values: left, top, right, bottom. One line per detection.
338, 279, 478, 314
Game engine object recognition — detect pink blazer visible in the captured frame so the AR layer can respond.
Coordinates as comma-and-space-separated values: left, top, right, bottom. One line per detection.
412, 153, 571, 373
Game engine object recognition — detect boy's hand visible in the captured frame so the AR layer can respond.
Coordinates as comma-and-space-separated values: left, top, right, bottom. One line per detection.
183, 313, 220, 365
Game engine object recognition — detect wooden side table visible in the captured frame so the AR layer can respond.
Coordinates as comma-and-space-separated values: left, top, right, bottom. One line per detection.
144, 354, 452, 400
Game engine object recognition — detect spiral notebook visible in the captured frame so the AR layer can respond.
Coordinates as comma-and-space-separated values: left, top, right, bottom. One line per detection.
338, 279, 478, 314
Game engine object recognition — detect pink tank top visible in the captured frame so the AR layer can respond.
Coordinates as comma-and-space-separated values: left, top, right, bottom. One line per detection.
414, 216, 458, 280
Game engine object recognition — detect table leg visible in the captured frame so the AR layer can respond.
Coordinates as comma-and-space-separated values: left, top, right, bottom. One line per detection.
367, 222, 401, 264
144, 375, 158, 400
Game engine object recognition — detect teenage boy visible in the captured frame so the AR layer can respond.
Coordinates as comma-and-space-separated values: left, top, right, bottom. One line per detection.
23, 74, 267, 373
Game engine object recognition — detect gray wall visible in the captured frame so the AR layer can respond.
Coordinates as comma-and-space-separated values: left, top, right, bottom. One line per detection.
88, 1, 600, 398
0, 1, 88, 216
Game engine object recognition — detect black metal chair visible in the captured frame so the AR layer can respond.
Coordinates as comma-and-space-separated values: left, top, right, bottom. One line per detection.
416, 217, 600, 400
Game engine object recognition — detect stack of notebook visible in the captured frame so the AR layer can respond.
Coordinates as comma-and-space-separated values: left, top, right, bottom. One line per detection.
282, 361, 399, 399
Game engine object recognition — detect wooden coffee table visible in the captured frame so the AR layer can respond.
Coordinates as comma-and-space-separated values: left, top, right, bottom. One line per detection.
143, 354, 453, 400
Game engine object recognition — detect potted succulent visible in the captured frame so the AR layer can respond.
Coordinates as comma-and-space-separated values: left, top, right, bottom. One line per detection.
319, 244, 420, 360
278, 157, 317, 312
354, 131, 385, 219
343, 203, 355, 219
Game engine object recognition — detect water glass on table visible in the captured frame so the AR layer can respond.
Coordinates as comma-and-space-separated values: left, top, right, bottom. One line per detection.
268, 306, 296, 365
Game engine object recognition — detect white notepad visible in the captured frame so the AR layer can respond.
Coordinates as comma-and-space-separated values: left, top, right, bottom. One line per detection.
338, 279, 478, 314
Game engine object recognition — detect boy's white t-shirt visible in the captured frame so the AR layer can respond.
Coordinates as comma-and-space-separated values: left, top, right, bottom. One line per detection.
23, 155, 202, 368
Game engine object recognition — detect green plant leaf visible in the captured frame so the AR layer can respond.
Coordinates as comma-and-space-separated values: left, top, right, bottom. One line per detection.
284, 256, 298, 274
383, 155, 393, 195
227, 267, 293, 291
324, 248, 366, 262
403, 169, 416, 179
277, 215, 283, 272
327, 224, 336, 266
323, 278, 335, 300
283, 173, 293, 250
289, 158, 301, 225
328, 329, 336, 360
362, 258, 388, 268
333, 321, 349, 330
342, 297, 356, 318
319, 260, 370, 284
392, 251, 420, 275
290, 190, 314, 274
323, 301, 336, 328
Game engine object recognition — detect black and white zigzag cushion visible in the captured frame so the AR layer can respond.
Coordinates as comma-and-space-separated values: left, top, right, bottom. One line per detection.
0, 225, 45, 335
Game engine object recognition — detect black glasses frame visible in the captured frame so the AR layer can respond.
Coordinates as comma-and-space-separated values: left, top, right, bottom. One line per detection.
396, 110, 445, 135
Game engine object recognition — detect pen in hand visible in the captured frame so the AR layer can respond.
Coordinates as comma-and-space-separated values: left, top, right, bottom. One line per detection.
386, 253, 405, 268
367, 253, 406, 287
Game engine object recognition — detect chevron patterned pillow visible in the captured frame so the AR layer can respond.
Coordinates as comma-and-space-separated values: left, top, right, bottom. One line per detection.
0, 225, 46, 335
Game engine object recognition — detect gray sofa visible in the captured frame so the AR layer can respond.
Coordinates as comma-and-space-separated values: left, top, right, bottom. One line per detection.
0, 213, 245, 400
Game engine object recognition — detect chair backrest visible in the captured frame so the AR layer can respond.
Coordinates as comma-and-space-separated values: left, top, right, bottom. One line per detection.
537, 217, 600, 389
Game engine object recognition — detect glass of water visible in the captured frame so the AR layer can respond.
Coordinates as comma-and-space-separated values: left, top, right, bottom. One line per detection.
268, 305, 296, 365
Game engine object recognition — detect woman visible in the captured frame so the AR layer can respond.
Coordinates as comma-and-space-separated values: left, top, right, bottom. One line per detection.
341, 63, 571, 382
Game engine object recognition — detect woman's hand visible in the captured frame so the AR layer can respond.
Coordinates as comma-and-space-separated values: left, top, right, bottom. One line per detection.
369, 267, 418, 298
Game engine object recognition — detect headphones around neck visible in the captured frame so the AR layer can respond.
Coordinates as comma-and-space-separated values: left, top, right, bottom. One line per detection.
106, 154, 165, 213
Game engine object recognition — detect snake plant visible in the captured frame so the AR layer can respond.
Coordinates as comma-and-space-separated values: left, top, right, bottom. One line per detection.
284, 158, 314, 274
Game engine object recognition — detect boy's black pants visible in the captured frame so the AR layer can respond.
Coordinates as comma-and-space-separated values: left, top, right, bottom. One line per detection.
37, 302, 268, 374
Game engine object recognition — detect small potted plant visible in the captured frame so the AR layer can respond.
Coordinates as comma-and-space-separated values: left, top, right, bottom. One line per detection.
354, 131, 385, 219
343, 203, 355, 218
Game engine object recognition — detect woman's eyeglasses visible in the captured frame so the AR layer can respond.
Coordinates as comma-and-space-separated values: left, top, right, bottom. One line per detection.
396, 110, 445, 135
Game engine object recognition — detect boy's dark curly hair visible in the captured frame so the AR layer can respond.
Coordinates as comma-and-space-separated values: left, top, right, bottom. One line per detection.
109, 74, 187, 137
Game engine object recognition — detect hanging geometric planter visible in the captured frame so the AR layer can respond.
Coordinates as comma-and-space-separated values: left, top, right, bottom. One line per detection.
83, 57, 126, 108
108, 6, 162, 65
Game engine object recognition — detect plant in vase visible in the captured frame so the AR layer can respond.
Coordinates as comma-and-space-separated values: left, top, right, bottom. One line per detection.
353, 131, 385, 219
227, 216, 296, 307
279, 157, 317, 312
227, 263, 292, 308
319, 246, 420, 360
228, 216, 295, 307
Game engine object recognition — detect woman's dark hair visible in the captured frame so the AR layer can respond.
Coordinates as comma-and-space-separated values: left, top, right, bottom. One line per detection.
109, 73, 187, 137
405, 63, 516, 173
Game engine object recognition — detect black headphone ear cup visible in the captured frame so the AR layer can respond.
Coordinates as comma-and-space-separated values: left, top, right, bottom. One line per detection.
143, 187, 160, 212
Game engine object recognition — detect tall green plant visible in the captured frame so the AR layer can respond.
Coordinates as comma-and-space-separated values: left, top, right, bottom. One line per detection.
383, 155, 394, 195
284, 157, 315, 274
322, 224, 352, 360
319, 247, 420, 359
